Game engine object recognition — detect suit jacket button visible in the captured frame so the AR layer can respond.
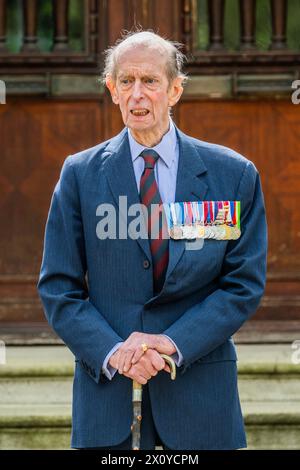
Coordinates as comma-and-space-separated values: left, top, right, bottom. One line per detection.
143, 260, 150, 269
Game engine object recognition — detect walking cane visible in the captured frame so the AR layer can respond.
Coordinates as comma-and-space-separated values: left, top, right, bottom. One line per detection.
131, 353, 176, 450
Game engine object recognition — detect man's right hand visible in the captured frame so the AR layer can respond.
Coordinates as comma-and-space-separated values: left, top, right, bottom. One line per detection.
109, 348, 171, 385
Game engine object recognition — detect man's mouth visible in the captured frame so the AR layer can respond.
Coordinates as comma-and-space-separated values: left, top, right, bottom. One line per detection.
130, 109, 150, 116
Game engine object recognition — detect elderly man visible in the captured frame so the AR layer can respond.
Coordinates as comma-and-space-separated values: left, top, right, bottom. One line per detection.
37, 30, 267, 450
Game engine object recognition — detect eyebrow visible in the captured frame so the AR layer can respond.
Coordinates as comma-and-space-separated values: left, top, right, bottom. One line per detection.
118, 73, 160, 80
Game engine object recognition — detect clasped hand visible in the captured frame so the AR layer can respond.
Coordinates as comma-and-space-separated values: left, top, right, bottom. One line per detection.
108, 332, 176, 385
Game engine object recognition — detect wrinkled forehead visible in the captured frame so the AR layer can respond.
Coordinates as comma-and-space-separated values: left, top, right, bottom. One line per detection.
115, 44, 168, 78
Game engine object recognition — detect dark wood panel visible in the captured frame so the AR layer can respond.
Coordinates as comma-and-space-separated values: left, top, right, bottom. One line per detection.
105, 0, 181, 52
0, 99, 103, 322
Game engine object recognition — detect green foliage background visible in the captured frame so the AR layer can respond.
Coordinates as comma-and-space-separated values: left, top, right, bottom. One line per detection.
6, 0, 84, 52
197, 0, 300, 51
5, 0, 300, 53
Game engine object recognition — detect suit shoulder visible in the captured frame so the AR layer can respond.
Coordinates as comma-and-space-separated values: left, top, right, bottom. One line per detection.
190, 135, 257, 174
63, 138, 112, 169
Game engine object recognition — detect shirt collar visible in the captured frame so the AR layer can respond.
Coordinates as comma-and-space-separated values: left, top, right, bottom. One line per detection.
127, 117, 177, 168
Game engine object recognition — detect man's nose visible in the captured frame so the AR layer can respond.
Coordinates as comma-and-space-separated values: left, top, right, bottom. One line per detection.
131, 80, 144, 99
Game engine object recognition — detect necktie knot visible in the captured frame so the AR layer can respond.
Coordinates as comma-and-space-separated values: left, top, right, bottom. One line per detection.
140, 149, 159, 169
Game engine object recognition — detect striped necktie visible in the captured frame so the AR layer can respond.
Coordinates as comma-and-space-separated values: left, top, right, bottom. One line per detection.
139, 149, 169, 293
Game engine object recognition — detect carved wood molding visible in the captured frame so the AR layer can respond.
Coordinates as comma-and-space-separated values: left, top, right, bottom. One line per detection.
181, 0, 299, 73
0, 0, 104, 69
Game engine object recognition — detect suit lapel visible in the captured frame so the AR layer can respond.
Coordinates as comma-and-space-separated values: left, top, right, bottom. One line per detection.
102, 128, 151, 261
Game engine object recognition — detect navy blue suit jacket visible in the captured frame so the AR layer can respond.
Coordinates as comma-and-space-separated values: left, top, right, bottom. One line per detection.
37, 123, 267, 449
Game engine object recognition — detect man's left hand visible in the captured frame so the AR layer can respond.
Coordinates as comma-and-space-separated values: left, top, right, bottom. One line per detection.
115, 332, 176, 375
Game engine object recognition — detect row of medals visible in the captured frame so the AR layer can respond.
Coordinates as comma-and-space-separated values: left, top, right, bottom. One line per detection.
168, 208, 241, 240
169, 223, 241, 240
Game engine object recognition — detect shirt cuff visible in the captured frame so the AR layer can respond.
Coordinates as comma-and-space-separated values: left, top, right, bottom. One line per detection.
102, 342, 124, 380
162, 334, 184, 367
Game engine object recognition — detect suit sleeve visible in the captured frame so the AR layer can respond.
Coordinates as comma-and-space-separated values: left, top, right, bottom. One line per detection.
102, 342, 124, 380
163, 160, 268, 368
37, 157, 124, 383
162, 335, 184, 367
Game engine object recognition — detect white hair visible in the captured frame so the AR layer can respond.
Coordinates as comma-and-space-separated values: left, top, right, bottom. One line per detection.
101, 29, 188, 87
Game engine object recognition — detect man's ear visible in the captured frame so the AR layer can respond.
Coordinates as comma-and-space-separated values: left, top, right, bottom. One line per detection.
105, 75, 119, 105
168, 77, 184, 107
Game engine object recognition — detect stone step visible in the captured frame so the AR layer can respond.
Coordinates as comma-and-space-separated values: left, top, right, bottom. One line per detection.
0, 346, 74, 377
1, 344, 298, 377
1, 374, 300, 404
1, 401, 300, 450
0, 344, 299, 449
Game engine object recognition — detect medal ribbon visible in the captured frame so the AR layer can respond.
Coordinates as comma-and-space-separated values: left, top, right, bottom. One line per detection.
170, 203, 177, 228
187, 202, 193, 224
192, 202, 199, 223
230, 201, 236, 226
203, 201, 208, 224
178, 202, 184, 225
236, 201, 241, 229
